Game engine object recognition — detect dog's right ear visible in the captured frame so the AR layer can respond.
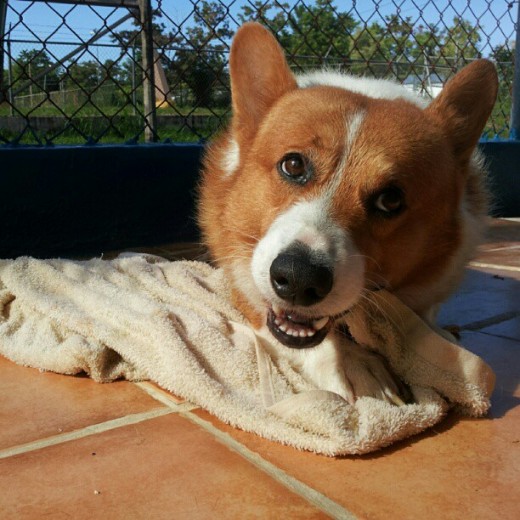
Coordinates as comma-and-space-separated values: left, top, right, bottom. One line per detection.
230, 22, 297, 142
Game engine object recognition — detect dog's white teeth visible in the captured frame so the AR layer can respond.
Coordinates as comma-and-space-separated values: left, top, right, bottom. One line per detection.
313, 317, 329, 331
272, 303, 282, 315
273, 309, 327, 339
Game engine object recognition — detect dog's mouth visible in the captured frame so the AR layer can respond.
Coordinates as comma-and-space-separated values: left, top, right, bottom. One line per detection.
266, 305, 334, 349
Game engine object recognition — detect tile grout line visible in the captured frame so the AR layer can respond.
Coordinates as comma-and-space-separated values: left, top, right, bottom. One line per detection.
135, 381, 355, 518
133, 381, 198, 411
477, 330, 520, 343
470, 261, 520, 272
0, 407, 174, 460
481, 245, 520, 252
461, 311, 520, 332
181, 409, 358, 520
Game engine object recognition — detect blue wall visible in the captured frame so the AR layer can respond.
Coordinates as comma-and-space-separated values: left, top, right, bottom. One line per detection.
0, 144, 202, 258
480, 140, 520, 218
0, 141, 517, 258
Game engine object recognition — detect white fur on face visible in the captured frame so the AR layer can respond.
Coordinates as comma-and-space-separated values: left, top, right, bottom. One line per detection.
251, 196, 365, 317
221, 137, 240, 177
250, 110, 367, 317
326, 110, 366, 197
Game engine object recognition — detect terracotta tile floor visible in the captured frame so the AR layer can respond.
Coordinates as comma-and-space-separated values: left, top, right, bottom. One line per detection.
1, 219, 519, 519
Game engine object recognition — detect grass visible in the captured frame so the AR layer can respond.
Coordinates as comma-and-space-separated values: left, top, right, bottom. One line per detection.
0, 100, 229, 145
0, 98, 228, 119
0, 123, 217, 145
0, 95, 511, 145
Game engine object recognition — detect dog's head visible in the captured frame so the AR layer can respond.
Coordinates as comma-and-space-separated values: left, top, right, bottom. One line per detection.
200, 22, 498, 349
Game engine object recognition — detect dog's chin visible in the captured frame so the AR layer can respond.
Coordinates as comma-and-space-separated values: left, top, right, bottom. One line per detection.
266, 305, 335, 349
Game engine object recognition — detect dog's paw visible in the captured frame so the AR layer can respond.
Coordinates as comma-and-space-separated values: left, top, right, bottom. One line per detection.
297, 334, 412, 406
342, 343, 413, 406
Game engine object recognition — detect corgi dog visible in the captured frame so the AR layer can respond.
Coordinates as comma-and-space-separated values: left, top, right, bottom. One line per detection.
198, 22, 498, 404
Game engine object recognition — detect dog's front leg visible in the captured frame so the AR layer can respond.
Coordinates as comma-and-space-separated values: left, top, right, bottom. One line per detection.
297, 334, 356, 403
300, 330, 411, 405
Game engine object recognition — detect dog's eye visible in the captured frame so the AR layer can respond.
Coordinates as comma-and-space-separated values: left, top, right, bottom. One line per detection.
278, 153, 311, 184
373, 186, 405, 215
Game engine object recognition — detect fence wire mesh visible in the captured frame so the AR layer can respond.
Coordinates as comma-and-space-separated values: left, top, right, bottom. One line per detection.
0, 0, 517, 145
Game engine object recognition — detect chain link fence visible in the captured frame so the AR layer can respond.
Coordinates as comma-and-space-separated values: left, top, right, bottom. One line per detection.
0, 0, 517, 145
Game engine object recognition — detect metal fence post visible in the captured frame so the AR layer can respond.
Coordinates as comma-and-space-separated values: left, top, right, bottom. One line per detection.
131, 42, 136, 116
139, 0, 157, 142
0, 0, 7, 102
510, 2, 520, 140
7, 23, 13, 115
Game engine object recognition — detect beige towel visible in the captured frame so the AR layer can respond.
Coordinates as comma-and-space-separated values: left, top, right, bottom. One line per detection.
0, 254, 495, 456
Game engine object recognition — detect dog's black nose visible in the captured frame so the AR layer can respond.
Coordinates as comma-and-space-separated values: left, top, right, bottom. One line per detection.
270, 246, 333, 306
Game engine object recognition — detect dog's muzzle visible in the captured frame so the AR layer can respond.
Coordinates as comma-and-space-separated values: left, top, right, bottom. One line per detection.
269, 244, 333, 307
267, 243, 334, 348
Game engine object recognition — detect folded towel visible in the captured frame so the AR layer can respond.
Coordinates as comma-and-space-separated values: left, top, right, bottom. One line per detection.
0, 254, 495, 455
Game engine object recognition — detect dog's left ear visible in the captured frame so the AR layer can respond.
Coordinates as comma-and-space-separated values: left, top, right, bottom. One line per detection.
229, 22, 297, 142
425, 59, 498, 163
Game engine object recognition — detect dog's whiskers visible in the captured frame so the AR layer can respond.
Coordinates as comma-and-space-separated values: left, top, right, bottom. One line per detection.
221, 226, 260, 244
349, 253, 383, 273
212, 252, 252, 264
358, 288, 407, 335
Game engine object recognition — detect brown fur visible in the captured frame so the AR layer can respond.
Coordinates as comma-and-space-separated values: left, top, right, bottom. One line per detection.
198, 22, 498, 326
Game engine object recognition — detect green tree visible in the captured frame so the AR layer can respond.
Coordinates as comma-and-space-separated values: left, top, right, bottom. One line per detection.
111, 9, 170, 49
170, 1, 233, 108
372, 15, 415, 60
110, 8, 172, 98
66, 60, 99, 90
489, 43, 514, 136
238, 0, 290, 37
350, 15, 442, 79
349, 14, 482, 81
13, 49, 62, 95
239, 0, 358, 70
101, 59, 126, 85
350, 21, 392, 76
285, 0, 358, 64
65, 58, 126, 107
439, 17, 482, 71
411, 24, 443, 60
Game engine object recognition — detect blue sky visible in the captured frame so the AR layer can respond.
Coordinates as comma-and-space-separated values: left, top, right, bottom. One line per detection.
5, 0, 518, 63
